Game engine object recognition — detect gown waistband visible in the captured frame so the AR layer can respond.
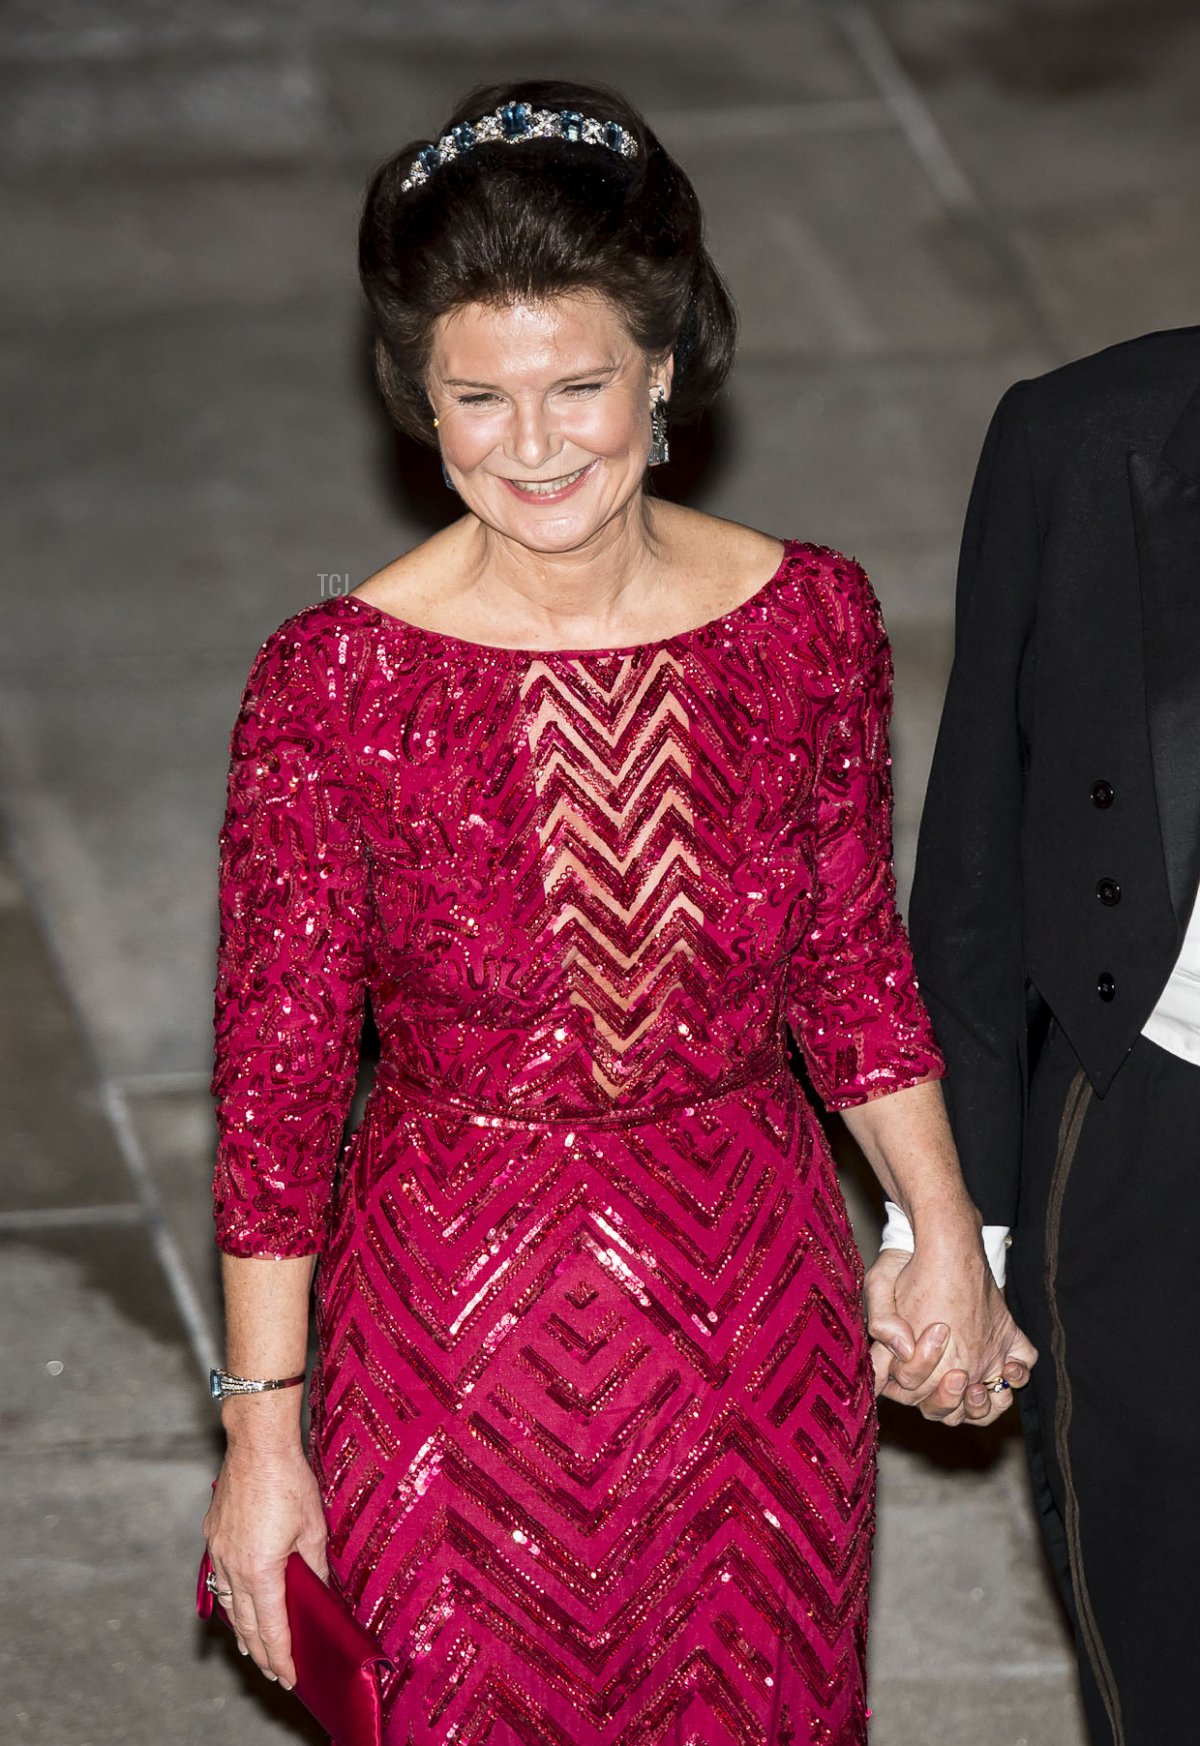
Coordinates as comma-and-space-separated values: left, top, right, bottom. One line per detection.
371, 1043, 791, 1131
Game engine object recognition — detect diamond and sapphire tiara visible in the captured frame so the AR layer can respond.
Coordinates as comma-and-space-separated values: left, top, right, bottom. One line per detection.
399, 102, 639, 193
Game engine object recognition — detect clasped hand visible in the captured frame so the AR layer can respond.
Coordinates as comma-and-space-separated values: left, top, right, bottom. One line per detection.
864, 1245, 1037, 1427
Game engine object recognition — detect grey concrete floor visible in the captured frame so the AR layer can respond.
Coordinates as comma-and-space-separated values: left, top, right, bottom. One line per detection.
4, 1, 1197, 1741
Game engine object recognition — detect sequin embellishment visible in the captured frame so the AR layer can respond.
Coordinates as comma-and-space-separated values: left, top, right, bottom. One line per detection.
210, 542, 944, 1744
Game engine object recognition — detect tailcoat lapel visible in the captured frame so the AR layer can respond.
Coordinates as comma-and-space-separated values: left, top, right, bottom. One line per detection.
1130, 379, 1200, 932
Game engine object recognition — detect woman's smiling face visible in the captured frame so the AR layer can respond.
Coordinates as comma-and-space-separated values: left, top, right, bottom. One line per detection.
426, 291, 671, 554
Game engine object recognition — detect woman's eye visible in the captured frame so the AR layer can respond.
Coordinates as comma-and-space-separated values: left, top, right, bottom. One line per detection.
453, 383, 602, 406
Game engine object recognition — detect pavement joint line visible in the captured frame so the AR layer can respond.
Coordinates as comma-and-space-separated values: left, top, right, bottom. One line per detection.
831, 1, 979, 218
0, 800, 221, 1382
764, 204, 877, 351
100, 1077, 221, 1377
831, 0, 1064, 363
876, 1660, 1076, 1681
115, 1068, 212, 1094
0, 1202, 145, 1231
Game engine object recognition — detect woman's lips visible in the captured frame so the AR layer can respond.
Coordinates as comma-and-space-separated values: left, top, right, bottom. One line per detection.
499, 460, 597, 503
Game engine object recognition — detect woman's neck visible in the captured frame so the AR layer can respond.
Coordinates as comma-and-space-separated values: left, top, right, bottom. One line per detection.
461, 496, 672, 643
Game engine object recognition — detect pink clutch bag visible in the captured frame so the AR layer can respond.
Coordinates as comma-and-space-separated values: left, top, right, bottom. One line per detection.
196, 1547, 390, 1746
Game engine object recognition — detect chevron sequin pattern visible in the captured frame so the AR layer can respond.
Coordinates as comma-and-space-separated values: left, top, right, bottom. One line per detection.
211, 541, 945, 1745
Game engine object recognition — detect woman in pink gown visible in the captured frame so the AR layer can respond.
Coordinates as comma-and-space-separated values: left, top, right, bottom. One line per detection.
203, 79, 1034, 1746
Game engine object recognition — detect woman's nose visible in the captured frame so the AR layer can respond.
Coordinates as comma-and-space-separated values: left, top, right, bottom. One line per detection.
508, 401, 556, 470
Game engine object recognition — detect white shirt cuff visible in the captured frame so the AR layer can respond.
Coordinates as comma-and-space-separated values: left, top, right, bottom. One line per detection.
880, 1200, 1011, 1289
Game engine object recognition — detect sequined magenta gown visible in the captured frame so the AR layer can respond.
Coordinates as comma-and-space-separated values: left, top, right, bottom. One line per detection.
211, 540, 944, 1746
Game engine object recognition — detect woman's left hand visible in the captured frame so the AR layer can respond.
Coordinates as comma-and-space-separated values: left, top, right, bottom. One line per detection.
865, 1244, 1036, 1426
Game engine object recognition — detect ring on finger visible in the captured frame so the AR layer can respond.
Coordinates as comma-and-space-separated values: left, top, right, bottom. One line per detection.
205, 1570, 234, 1600
981, 1374, 1012, 1394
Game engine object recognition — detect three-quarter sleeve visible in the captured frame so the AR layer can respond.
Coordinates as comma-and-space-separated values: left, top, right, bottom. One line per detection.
785, 558, 945, 1109
210, 622, 371, 1258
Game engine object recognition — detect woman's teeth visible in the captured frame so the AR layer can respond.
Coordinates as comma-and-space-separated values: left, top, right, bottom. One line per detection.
509, 464, 590, 496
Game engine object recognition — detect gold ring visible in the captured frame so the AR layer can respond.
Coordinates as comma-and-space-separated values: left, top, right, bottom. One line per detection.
981, 1375, 1011, 1393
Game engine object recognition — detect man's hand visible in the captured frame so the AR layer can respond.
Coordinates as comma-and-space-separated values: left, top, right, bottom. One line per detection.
865, 1245, 1034, 1425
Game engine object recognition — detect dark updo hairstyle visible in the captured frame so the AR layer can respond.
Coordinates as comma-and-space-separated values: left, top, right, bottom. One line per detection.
358, 78, 738, 447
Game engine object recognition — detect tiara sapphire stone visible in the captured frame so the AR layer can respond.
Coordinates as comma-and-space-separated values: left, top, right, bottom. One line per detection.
400, 104, 638, 192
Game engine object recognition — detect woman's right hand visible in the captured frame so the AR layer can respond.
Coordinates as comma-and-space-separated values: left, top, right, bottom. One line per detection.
865, 1242, 1035, 1425
202, 1438, 329, 1689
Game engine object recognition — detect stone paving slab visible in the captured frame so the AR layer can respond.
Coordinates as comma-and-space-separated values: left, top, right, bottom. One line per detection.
0, 307, 412, 674
0, 659, 247, 1079
695, 351, 1051, 565
324, 12, 871, 170
874, 1426, 1030, 1504
890, 620, 955, 914
0, 168, 359, 327
0, 1448, 317, 1746
0, 847, 132, 1211
1011, 190, 1200, 359
0, 0, 754, 59
856, 536, 965, 629
876, 0, 1200, 362
0, 49, 333, 172
868, 1675, 1087, 1746
120, 1087, 224, 1322
871, 1460, 1075, 1685
682, 127, 1036, 363
878, 0, 1200, 213
0, 1237, 203, 1450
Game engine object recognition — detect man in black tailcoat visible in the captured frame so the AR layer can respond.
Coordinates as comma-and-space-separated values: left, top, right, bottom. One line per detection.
905, 327, 1200, 1746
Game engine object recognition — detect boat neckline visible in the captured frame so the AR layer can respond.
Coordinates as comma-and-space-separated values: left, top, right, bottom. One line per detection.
328, 539, 796, 660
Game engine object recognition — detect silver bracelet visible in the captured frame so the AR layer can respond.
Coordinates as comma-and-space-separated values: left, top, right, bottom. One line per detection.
209, 1367, 307, 1401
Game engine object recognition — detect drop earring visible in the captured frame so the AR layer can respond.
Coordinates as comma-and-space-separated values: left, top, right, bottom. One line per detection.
649, 390, 669, 467
432, 414, 456, 491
